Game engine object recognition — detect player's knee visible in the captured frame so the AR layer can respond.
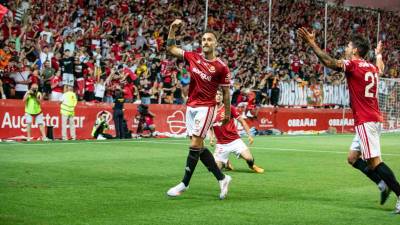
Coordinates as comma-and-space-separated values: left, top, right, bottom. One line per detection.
366, 157, 381, 170
347, 154, 358, 165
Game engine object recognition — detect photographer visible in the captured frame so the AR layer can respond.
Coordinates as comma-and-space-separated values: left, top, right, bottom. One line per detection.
91, 111, 113, 140
136, 104, 156, 137
23, 83, 48, 141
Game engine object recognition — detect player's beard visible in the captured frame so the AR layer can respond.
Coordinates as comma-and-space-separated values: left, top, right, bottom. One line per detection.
202, 46, 215, 55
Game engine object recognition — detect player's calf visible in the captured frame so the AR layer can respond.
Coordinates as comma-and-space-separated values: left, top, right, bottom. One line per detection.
200, 148, 225, 181
373, 162, 400, 197
241, 150, 264, 173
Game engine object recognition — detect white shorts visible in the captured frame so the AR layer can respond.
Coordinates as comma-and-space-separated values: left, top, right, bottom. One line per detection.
186, 106, 216, 138
51, 91, 63, 101
62, 73, 74, 86
214, 139, 248, 164
350, 122, 381, 160
25, 113, 45, 125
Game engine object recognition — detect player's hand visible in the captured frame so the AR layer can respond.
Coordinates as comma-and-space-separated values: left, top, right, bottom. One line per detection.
248, 136, 254, 145
375, 40, 383, 55
221, 114, 230, 125
297, 27, 316, 45
170, 19, 183, 32
210, 139, 215, 147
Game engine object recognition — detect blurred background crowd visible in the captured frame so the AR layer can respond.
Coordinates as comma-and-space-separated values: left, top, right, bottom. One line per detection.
0, 0, 398, 107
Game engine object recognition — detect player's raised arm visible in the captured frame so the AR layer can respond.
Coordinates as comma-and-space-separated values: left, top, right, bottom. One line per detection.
375, 41, 385, 75
167, 19, 184, 58
297, 27, 343, 72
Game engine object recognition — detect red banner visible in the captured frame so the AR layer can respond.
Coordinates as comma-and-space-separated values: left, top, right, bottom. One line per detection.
269, 108, 355, 133
0, 100, 355, 140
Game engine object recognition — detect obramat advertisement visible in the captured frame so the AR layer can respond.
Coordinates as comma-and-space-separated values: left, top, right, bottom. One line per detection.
0, 100, 356, 140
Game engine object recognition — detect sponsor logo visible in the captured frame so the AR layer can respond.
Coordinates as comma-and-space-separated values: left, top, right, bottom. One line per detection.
260, 117, 274, 128
287, 118, 317, 127
167, 111, 186, 134
192, 67, 212, 81
328, 118, 354, 126
96, 110, 112, 123
358, 61, 374, 68
1, 112, 85, 132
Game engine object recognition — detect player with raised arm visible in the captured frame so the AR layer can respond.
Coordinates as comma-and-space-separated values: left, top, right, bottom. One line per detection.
298, 27, 400, 213
166, 19, 232, 199
209, 90, 264, 173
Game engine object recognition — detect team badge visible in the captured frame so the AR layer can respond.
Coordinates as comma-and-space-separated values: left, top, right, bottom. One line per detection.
209, 66, 216, 73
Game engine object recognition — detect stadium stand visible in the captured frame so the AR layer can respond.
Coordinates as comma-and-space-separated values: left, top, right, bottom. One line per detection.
0, 0, 398, 107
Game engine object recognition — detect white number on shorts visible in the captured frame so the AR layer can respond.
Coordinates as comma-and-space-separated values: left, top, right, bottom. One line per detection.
364, 72, 378, 98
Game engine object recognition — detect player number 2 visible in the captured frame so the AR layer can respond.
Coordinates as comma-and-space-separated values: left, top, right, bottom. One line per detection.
364, 72, 378, 98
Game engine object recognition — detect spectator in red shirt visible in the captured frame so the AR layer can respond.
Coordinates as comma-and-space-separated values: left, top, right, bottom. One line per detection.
84, 70, 96, 102
50, 71, 63, 101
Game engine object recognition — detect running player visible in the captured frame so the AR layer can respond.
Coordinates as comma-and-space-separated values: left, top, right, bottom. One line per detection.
210, 90, 264, 173
298, 27, 400, 213
166, 19, 232, 199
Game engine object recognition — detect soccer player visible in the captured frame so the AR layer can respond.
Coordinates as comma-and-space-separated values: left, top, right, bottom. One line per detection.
210, 90, 264, 173
166, 19, 232, 199
298, 27, 400, 213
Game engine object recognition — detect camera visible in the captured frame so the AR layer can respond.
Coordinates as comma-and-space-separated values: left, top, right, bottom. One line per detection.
31, 88, 38, 95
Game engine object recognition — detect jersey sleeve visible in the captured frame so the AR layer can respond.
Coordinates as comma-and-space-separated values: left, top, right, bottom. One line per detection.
342, 60, 355, 74
219, 65, 231, 86
183, 51, 195, 64
231, 106, 241, 120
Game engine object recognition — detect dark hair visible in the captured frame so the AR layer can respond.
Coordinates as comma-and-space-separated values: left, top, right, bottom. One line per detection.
203, 30, 219, 41
351, 35, 370, 58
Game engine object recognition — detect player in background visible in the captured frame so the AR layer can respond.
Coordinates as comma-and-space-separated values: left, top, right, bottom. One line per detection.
166, 19, 232, 199
298, 27, 400, 214
209, 90, 264, 173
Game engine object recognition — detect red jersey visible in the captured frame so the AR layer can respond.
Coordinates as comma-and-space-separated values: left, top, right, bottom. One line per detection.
183, 51, 231, 107
29, 74, 39, 85
290, 58, 303, 73
247, 91, 256, 110
213, 105, 241, 144
51, 76, 63, 93
343, 59, 383, 125
85, 77, 95, 92
123, 83, 135, 99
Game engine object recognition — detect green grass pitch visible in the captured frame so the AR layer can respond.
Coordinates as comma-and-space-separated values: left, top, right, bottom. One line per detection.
0, 134, 399, 225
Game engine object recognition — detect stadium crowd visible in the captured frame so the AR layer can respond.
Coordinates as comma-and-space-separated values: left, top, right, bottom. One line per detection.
0, 0, 398, 106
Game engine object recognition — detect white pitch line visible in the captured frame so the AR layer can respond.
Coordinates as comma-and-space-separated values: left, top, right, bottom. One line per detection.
1, 139, 400, 157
